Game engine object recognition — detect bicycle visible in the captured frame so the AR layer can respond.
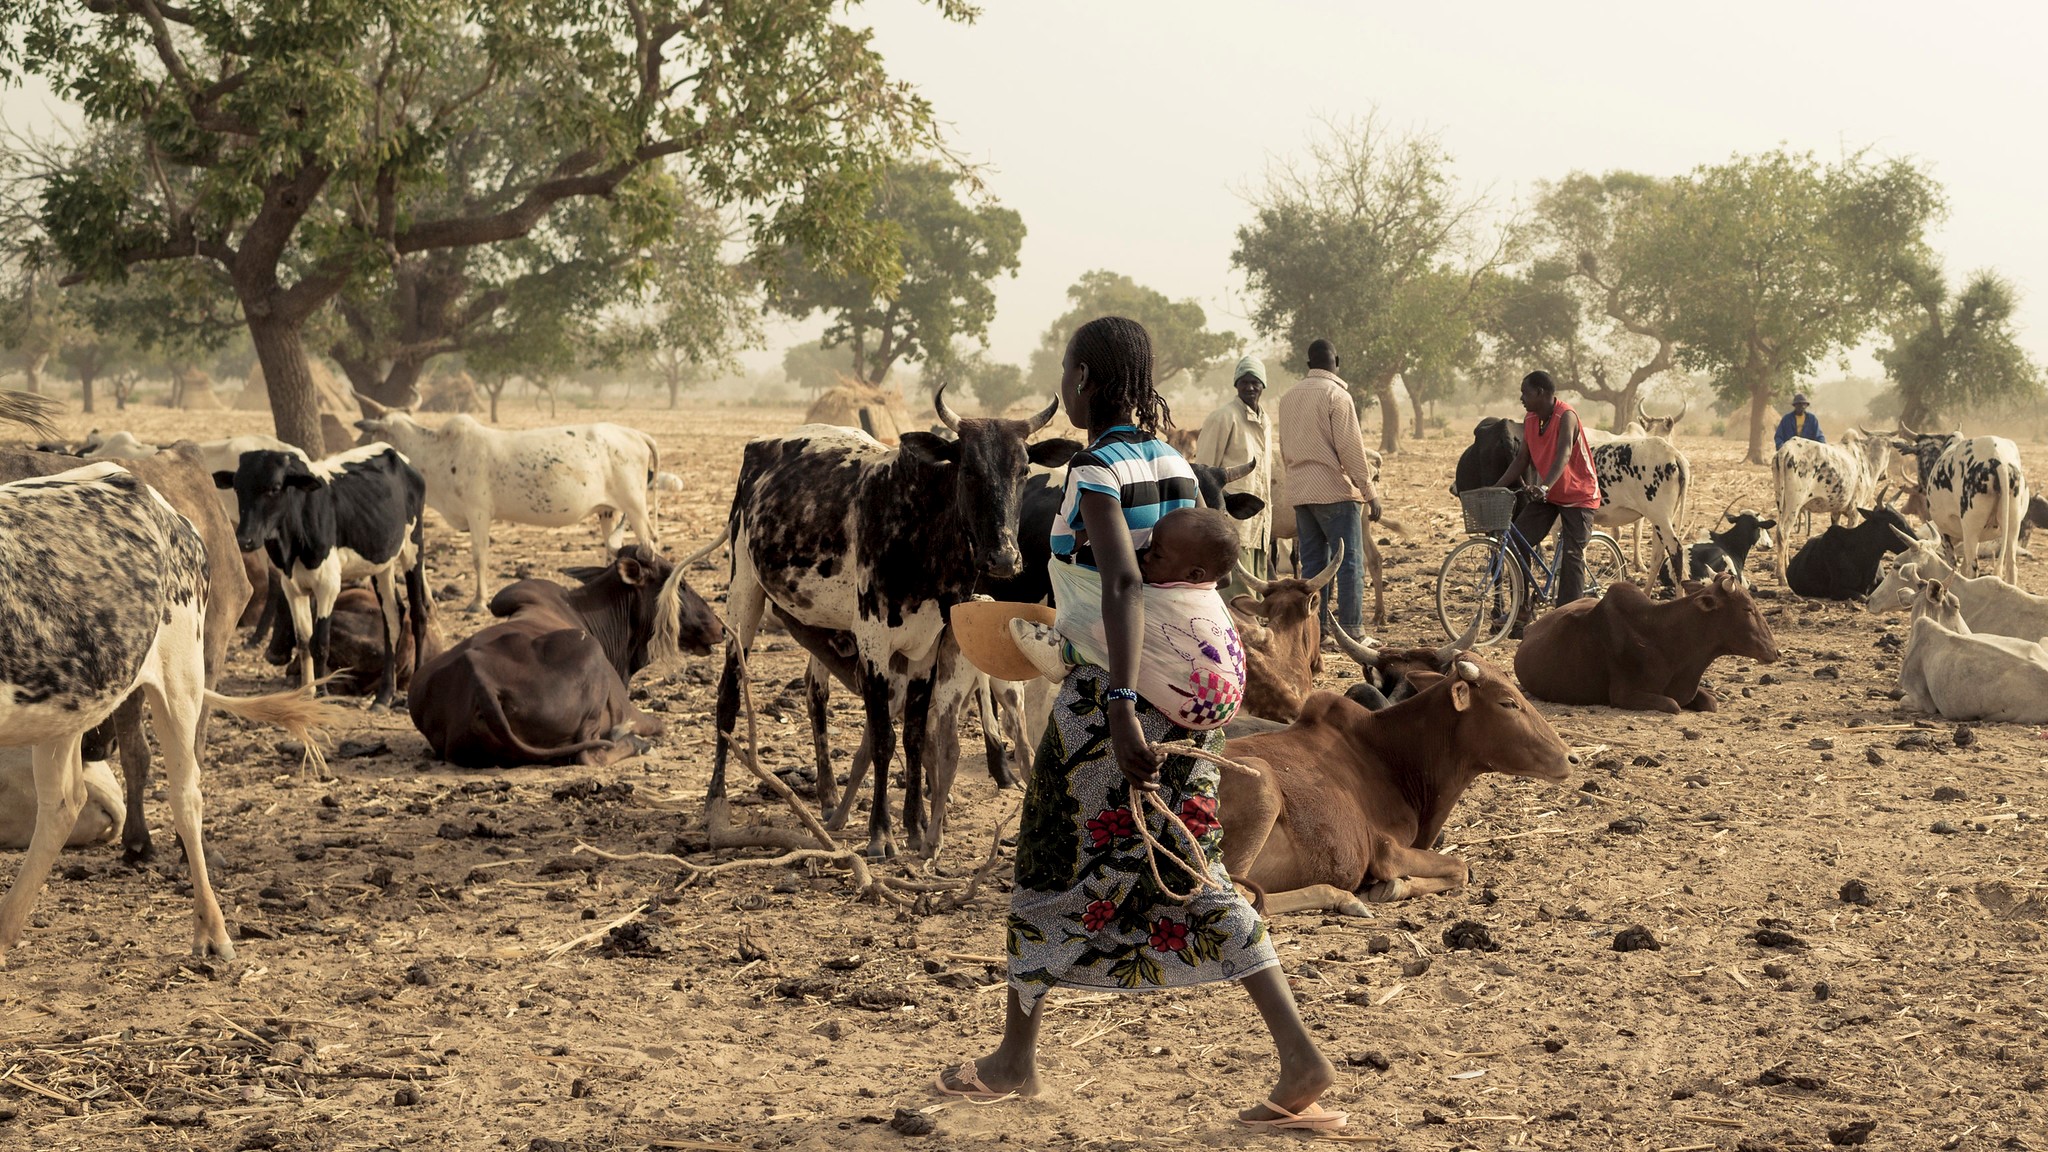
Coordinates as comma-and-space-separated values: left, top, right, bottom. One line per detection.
1435, 487, 1628, 646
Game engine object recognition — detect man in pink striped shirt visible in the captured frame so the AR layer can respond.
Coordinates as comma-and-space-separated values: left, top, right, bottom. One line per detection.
1275, 339, 1381, 638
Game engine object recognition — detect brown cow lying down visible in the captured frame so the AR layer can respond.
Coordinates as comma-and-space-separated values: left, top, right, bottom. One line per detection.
1219, 651, 1574, 916
1227, 543, 1344, 722
1513, 574, 1779, 713
408, 545, 722, 767
326, 586, 443, 695
0, 751, 123, 849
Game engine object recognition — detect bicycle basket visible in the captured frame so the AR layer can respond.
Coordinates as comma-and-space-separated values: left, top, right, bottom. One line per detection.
1459, 487, 1517, 534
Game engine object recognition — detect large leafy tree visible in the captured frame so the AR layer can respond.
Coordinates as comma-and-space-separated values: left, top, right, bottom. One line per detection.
1487, 172, 1683, 430
1, 0, 968, 452
769, 159, 1023, 389
1233, 114, 1512, 452
1650, 149, 1941, 462
1878, 260, 2041, 430
1025, 270, 1235, 396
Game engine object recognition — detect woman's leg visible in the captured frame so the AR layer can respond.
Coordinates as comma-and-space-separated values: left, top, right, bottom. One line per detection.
1238, 966, 1336, 1119
941, 987, 1045, 1095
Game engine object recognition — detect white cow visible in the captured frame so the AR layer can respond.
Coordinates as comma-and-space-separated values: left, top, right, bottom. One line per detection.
1899, 577, 2048, 724
0, 751, 123, 848
1771, 430, 1894, 583
80, 430, 160, 460
1868, 543, 2048, 642
353, 395, 661, 612
1590, 435, 1690, 583
1892, 433, 2028, 585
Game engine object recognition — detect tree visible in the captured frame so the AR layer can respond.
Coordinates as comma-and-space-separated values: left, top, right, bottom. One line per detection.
1025, 270, 1236, 396
1878, 262, 2041, 430
923, 343, 1028, 413
1233, 114, 1513, 452
1650, 150, 1941, 462
769, 160, 1024, 389
3, 0, 968, 452
782, 341, 859, 394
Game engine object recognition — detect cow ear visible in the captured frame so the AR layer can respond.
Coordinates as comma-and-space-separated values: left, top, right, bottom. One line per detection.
212, 471, 236, 489
617, 555, 646, 585
1224, 492, 1266, 520
284, 473, 322, 490
1758, 520, 1777, 530
898, 432, 961, 464
1447, 679, 1472, 711
1027, 438, 1082, 468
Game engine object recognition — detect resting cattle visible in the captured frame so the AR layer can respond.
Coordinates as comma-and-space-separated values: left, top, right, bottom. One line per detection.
410, 546, 720, 767
1685, 500, 1775, 588
1892, 433, 2028, 585
217, 445, 428, 707
1590, 435, 1690, 583
1867, 542, 2048, 641
0, 751, 122, 849
0, 462, 341, 961
1216, 653, 1574, 916
326, 586, 442, 696
1514, 574, 1779, 712
2022, 494, 2048, 550
354, 394, 662, 612
0, 444, 250, 863
1898, 578, 2048, 724
1225, 545, 1345, 722
711, 392, 1066, 858
1771, 430, 1894, 582
1785, 504, 1915, 600
1325, 619, 1472, 712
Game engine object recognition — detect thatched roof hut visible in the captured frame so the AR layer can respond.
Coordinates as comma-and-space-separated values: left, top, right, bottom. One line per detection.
173, 367, 228, 411
420, 370, 481, 413
805, 381, 910, 444
235, 359, 356, 415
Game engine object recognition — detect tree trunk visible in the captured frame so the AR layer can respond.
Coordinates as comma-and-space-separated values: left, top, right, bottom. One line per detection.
1407, 383, 1426, 440
80, 368, 96, 414
668, 377, 680, 409
1745, 369, 1773, 465
486, 383, 504, 423
22, 353, 46, 396
250, 314, 326, 455
1897, 391, 1933, 434
1371, 372, 1401, 453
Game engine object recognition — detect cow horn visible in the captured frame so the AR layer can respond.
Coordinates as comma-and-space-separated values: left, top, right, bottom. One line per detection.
1435, 609, 1484, 668
353, 389, 390, 417
1232, 563, 1272, 596
1304, 540, 1346, 593
1718, 494, 1743, 524
934, 385, 964, 432
1328, 619, 1384, 668
1634, 397, 1649, 424
1890, 526, 1920, 548
1024, 396, 1058, 434
1455, 660, 1480, 682
1673, 396, 1689, 423
1220, 456, 1257, 484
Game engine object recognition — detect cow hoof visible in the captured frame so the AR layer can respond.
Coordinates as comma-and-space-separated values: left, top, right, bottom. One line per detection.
862, 835, 898, 860
1336, 898, 1373, 917
622, 734, 652, 757
1364, 879, 1407, 903
462, 600, 484, 615
121, 842, 155, 868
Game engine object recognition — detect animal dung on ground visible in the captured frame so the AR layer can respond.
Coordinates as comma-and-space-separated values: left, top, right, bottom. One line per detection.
1607, 814, 1650, 835
1442, 920, 1499, 951
1752, 927, 1808, 949
1930, 820, 1963, 835
1826, 1119, 1877, 1146
1612, 925, 1662, 952
1839, 879, 1875, 906
1932, 785, 1967, 802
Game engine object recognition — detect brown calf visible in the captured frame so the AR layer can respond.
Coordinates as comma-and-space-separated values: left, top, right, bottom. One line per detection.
1219, 650, 1574, 916
1513, 574, 1779, 713
1226, 543, 1344, 722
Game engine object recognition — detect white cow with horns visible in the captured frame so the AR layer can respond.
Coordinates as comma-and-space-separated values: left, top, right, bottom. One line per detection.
353, 391, 663, 612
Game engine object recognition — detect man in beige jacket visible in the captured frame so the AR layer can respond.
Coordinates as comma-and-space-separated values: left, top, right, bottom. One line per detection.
1195, 353, 1273, 598
1276, 339, 1380, 637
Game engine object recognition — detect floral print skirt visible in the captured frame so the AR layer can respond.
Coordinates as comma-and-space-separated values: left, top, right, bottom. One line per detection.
1006, 665, 1278, 1015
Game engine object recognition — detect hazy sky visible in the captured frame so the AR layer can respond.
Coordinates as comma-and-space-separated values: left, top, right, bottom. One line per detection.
8, 1, 2045, 386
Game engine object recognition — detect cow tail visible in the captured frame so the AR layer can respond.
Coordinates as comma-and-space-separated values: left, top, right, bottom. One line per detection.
1997, 463, 2020, 583
471, 682, 618, 764
407, 512, 429, 672
205, 687, 350, 774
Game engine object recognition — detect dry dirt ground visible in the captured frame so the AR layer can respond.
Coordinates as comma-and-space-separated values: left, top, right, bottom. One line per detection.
2, 401, 2045, 1152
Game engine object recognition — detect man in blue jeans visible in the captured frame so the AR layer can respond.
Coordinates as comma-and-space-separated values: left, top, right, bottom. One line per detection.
1276, 339, 1382, 640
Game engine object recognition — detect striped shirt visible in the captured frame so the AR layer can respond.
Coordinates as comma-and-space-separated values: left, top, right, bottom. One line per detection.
1050, 427, 1199, 569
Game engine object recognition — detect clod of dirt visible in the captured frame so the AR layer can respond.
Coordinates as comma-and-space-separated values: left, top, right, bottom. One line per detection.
1814, 981, 1832, 1001
551, 779, 634, 803
1933, 785, 1968, 802
813, 1020, 844, 1040
1442, 920, 1499, 952
1346, 1050, 1391, 1070
236, 923, 280, 941
1757, 673, 1778, 686
1897, 731, 1937, 751
392, 1086, 422, 1107
1954, 724, 1976, 747
1759, 1063, 1827, 1090
142, 1107, 207, 1127
1542, 1037, 1567, 1053
823, 954, 868, 971
404, 962, 435, 987
888, 1108, 935, 1137
849, 984, 918, 1011
336, 738, 389, 759
1366, 934, 1393, 954
1631, 754, 1663, 768
1753, 928, 1808, 949
1930, 820, 1963, 835
1613, 925, 1662, 952
599, 921, 663, 958
1839, 879, 1874, 906
1865, 748, 1886, 766
569, 1077, 592, 1099
1607, 814, 1650, 835
529, 1140, 572, 1152
1579, 780, 1601, 793
268, 1041, 307, 1065
1401, 958, 1433, 978
1827, 1119, 1876, 1146
1808, 737, 1834, 750
1682, 728, 1702, 741
1762, 963, 1792, 979
1813, 666, 1840, 680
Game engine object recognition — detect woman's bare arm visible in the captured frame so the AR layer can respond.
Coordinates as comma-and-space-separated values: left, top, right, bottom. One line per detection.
1077, 488, 1159, 792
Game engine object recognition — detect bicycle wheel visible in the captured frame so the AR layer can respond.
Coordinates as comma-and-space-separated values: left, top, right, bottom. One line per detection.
1582, 533, 1629, 598
1436, 536, 1524, 646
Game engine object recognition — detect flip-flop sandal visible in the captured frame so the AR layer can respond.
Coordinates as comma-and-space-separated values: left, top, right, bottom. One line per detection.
932, 1058, 1015, 1103
1238, 1098, 1350, 1132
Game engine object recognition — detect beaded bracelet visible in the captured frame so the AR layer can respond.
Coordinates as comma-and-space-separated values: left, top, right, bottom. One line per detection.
1103, 687, 1139, 706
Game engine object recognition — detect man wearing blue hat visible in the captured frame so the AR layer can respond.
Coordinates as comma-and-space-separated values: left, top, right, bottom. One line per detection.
1196, 354, 1273, 599
1774, 392, 1825, 450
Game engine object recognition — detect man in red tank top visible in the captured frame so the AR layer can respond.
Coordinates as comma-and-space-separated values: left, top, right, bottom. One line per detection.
1493, 370, 1602, 635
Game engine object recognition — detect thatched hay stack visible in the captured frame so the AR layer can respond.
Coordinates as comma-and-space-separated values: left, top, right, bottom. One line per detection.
805, 380, 910, 444
420, 370, 481, 413
174, 368, 227, 411
235, 359, 356, 415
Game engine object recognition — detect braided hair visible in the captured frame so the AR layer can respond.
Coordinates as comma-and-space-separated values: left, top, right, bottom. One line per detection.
1070, 316, 1173, 435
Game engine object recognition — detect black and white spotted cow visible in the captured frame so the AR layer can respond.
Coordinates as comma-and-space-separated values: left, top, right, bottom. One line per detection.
1770, 429, 1894, 583
1891, 433, 2029, 586
0, 462, 341, 961
216, 445, 429, 708
709, 390, 1066, 858
1591, 436, 1691, 585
